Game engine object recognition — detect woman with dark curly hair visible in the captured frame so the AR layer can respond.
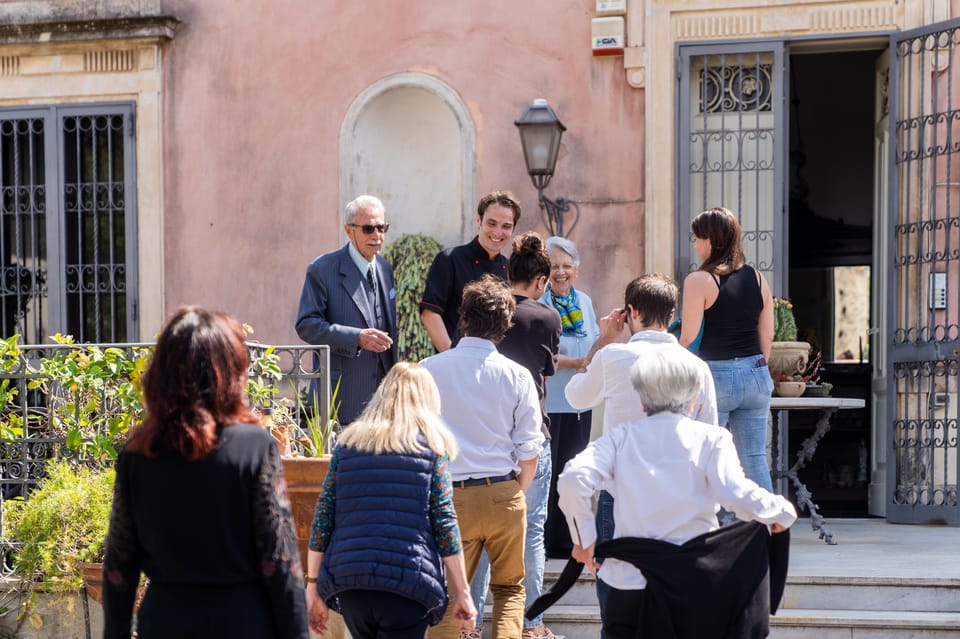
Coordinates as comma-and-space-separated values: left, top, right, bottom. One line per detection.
102, 306, 309, 639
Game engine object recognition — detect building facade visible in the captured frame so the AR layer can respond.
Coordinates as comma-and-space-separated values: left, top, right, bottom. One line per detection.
0, 0, 957, 523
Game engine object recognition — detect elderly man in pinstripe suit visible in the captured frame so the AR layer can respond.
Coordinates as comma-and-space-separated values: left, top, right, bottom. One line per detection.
296, 195, 397, 425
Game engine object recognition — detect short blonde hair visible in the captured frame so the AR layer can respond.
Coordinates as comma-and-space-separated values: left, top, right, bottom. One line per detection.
629, 344, 701, 415
337, 362, 458, 458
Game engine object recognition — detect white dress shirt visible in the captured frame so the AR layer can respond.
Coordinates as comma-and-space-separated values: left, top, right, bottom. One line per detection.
557, 412, 797, 590
564, 330, 719, 434
421, 337, 544, 481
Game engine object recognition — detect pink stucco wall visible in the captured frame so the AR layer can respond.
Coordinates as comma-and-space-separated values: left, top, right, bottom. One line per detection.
158, 0, 645, 342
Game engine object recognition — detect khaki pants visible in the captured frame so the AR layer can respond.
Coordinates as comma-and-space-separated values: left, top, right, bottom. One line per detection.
430, 479, 527, 639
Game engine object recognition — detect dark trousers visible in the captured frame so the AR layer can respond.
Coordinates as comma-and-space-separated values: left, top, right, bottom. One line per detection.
595, 490, 615, 639
604, 586, 647, 639
338, 589, 430, 639
544, 410, 593, 557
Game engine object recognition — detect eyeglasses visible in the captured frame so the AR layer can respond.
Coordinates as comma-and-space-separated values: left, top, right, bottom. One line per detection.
348, 223, 390, 234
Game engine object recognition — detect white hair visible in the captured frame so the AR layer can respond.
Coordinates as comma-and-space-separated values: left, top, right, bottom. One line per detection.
545, 236, 580, 266
629, 344, 702, 415
344, 195, 385, 223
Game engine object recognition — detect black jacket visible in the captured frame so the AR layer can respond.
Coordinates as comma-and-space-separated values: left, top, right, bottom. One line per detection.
527, 521, 789, 639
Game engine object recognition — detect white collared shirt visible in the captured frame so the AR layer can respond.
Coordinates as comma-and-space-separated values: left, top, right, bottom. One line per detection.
421, 337, 544, 481
347, 241, 375, 281
564, 331, 719, 434
558, 412, 797, 590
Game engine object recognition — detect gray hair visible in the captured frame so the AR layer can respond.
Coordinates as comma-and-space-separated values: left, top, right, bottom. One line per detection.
545, 236, 580, 266
629, 344, 701, 415
344, 195, 385, 223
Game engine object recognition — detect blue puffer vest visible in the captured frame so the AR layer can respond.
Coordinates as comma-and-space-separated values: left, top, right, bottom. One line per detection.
316, 445, 448, 624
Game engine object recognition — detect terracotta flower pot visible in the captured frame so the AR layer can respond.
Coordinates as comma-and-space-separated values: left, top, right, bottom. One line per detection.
775, 380, 806, 397
78, 561, 103, 604
281, 456, 348, 639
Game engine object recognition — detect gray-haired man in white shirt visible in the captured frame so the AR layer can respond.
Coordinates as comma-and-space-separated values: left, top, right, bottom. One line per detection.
422, 274, 544, 639
563, 273, 718, 637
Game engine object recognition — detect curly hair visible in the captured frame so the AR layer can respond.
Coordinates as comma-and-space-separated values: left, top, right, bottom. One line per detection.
458, 274, 516, 342
508, 231, 551, 284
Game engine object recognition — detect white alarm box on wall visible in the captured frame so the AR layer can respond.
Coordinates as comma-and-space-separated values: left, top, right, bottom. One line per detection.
592, 17, 624, 56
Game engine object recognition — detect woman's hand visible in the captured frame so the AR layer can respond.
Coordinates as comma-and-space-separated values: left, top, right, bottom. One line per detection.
306, 585, 329, 635
572, 543, 601, 576
451, 586, 479, 631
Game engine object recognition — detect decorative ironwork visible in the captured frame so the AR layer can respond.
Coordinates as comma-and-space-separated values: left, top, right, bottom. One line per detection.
700, 64, 773, 113
895, 109, 960, 161
889, 19, 960, 523
0, 341, 330, 581
688, 129, 775, 172
772, 406, 841, 544
679, 47, 781, 294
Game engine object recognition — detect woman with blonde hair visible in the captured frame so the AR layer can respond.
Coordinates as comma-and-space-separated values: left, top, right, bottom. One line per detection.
305, 362, 476, 639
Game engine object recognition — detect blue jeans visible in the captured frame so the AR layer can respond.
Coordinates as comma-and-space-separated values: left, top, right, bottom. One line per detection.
471, 440, 551, 629
595, 490, 615, 639
707, 356, 775, 491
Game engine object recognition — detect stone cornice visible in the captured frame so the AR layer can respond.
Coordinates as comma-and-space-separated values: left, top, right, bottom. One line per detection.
0, 16, 179, 45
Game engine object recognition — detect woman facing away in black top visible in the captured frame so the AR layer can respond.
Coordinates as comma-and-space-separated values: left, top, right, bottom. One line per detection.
102, 306, 309, 639
680, 207, 776, 491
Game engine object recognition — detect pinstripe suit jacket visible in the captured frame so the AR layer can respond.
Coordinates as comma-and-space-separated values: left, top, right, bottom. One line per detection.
295, 244, 397, 424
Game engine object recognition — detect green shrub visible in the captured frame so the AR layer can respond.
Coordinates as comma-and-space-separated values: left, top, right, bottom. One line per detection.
3, 461, 115, 590
381, 233, 443, 362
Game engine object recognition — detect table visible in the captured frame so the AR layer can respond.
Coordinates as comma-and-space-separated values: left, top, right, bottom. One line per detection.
770, 396, 866, 545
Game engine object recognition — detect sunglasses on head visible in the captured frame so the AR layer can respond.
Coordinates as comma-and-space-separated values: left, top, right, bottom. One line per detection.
348, 223, 390, 234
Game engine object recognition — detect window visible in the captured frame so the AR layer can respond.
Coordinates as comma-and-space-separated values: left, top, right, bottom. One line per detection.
0, 104, 137, 343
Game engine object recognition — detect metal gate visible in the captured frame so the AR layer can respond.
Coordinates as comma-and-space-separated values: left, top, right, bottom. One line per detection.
887, 17, 960, 524
0, 103, 138, 343
676, 42, 787, 293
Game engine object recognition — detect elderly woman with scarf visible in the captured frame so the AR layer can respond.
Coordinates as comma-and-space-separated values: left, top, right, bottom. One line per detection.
539, 236, 600, 559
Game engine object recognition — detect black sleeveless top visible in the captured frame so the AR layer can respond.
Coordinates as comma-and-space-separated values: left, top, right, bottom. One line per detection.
698, 265, 763, 361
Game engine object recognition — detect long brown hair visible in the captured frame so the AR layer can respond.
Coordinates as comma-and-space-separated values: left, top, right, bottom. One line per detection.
691, 207, 746, 275
126, 306, 259, 460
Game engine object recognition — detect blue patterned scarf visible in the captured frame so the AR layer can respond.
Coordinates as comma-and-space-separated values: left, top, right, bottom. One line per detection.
548, 286, 585, 336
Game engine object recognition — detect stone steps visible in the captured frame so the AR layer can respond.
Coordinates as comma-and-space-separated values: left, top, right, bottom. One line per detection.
472, 560, 960, 639
770, 609, 960, 637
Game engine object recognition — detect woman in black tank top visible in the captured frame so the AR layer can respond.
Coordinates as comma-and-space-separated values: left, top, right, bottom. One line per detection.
679, 207, 776, 492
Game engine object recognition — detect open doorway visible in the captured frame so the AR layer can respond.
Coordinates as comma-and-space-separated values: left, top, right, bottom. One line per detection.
786, 49, 882, 516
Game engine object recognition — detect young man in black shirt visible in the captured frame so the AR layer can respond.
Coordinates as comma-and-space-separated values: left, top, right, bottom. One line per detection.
419, 190, 520, 352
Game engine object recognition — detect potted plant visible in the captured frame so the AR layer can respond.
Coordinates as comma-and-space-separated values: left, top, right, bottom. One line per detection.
769, 297, 811, 380
2, 461, 115, 601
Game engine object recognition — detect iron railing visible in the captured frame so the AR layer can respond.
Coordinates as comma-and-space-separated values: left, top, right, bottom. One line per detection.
0, 341, 329, 579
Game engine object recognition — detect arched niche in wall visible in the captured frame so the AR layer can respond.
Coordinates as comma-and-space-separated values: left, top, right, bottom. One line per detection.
340, 73, 476, 249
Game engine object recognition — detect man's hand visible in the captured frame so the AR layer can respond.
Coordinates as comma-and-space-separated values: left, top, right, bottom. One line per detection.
598, 307, 627, 343
572, 543, 601, 576
358, 328, 393, 353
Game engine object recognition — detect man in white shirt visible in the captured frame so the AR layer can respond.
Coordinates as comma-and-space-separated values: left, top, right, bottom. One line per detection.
558, 344, 795, 639
563, 273, 718, 635
422, 274, 544, 639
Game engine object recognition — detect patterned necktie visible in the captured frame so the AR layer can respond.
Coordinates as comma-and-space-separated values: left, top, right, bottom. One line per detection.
366, 265, 376, 294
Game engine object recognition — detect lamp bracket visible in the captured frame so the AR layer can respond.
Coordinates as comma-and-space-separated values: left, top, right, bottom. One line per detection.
536, 185, 580, 238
